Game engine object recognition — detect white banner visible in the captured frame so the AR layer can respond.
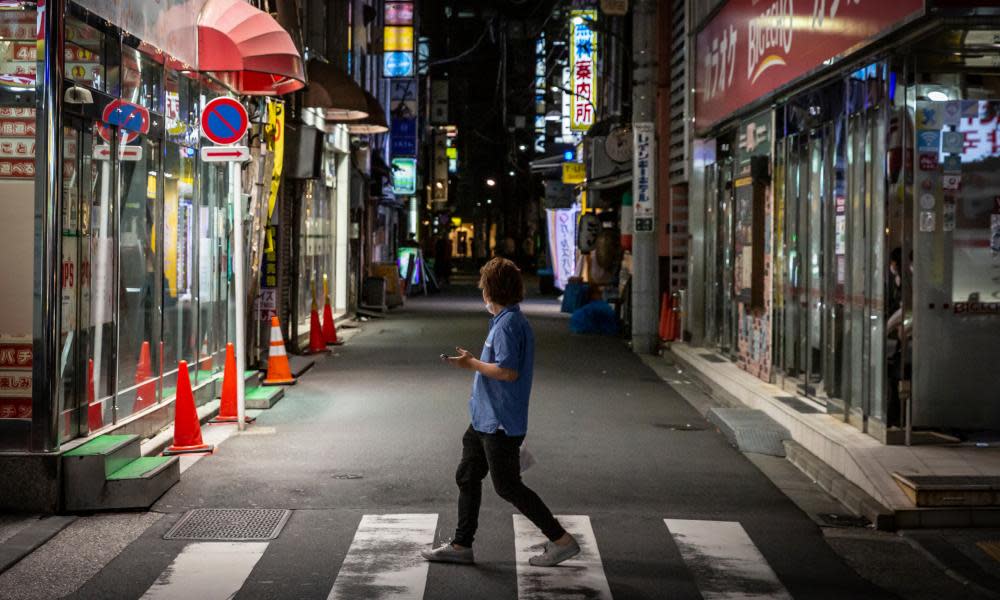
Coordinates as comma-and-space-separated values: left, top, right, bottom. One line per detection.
546, 206, 580, 291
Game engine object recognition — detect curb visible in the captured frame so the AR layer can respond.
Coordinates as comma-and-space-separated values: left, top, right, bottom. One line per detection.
784, 440, 895, 530
0, 515, 76, 575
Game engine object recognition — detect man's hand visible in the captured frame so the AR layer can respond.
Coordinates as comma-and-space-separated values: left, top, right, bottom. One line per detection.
442, 347, 518, 382
443, 347, 474, 370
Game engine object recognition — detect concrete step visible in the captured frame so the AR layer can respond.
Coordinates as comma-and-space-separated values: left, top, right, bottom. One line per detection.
893, 474, 1000, 507
63, 435, 179, 512
245, 386, 283, 410
63, 434, 140, 511
101, 456, 179, 511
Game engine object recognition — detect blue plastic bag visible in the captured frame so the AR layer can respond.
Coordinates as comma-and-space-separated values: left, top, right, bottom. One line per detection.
569, 300, 620, 335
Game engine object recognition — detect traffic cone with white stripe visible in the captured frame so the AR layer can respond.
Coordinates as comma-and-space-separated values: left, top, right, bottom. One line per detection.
263, 316, 296, 386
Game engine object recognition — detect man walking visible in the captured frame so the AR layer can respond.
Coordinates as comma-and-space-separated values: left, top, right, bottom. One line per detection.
422, 257, 580, 567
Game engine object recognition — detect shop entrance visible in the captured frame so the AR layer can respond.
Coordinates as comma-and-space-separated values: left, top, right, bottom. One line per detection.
704, 140, 736, 356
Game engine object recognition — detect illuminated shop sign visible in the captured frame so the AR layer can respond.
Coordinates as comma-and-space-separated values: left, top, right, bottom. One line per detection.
694, 0, 923, 131
392, 157, 417, 195
383, 1, 414, 78
569, 9, 597, 132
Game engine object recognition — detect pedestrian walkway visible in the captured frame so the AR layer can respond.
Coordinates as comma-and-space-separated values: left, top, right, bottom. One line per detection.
671, 343, 1000, 528
72, 511, 803, 600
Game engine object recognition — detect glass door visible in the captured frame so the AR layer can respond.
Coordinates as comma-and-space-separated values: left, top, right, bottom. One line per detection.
60, 118, 117, 440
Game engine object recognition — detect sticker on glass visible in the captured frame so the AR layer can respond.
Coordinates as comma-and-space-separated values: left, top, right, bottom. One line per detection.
919, 153, 938, 171
942, 101, 961, 126
920, 193, 936, 211
943, 199, 956, 232
941, 131, 964, 155
917, 129, 940, 153
942, 175, 961, 191
920, 211, 936, 232
942, 155, 962, 174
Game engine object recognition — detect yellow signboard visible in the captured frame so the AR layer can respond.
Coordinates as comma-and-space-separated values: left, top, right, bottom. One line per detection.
562, 162, 586, 184
384, 26, 414, 52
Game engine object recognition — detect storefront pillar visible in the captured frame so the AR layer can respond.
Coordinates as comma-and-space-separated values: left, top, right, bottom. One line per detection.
31, 0, 65, 452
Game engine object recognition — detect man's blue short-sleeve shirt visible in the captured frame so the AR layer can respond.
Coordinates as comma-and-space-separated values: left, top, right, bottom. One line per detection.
469, 304, 534, 436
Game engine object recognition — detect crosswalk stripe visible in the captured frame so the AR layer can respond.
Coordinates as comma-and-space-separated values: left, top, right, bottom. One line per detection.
664, 519, 792, 600
514, 514, 613, 600
328, 513, 438, 600
139, 541, 268, 600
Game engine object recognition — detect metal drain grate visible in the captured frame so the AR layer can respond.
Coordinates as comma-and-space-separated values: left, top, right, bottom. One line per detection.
699, 353, 727, 363
164, 508, 291, 541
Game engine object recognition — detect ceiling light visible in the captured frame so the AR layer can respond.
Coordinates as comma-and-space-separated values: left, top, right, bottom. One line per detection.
927, 90, 949, 102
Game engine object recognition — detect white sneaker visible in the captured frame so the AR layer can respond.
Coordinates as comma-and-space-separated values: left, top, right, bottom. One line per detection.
421, 543, 475, 564
528, 536, 580, 567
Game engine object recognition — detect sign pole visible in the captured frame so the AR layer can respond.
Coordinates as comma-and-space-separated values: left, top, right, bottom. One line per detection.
231, 160, 247, 431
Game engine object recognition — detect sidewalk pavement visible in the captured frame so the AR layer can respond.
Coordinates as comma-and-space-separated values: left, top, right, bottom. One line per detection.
670, 343, 1000, 529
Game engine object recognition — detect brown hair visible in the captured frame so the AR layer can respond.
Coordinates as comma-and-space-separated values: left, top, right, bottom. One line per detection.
478, 257, 524, 307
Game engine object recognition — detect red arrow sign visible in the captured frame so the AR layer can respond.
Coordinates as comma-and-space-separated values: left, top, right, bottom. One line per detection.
200, 145, 251, 162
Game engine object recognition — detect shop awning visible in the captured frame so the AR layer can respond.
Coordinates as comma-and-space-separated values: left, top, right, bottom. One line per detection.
303, 59, 369, 121
346, 92, 389, 135
198, 0, 306, 96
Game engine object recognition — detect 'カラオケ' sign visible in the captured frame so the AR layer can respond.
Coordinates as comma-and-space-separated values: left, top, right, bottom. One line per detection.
694, 0, 923, 132
201, 97, 248, 145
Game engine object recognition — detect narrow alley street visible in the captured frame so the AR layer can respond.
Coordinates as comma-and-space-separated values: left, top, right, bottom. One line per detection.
2, 287, 940, 600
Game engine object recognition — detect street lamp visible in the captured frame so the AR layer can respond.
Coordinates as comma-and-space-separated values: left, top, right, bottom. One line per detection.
485, 178, 496, 187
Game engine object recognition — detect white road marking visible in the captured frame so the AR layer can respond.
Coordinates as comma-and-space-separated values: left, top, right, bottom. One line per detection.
514, 514, 613, 600
665, 519, 792, 600
140, 541, 268, 600
328, 513, 438, 600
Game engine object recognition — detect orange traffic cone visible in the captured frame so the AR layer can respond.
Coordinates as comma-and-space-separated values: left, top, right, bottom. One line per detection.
134, 341, 157, 411
164, 361, 213, 455
658, 292, 673, 342
263, 316, 296, 385
322, 274, 342, 346
86, 359, 102, 432
212, 343, 254, 424
306, 283, 328, 354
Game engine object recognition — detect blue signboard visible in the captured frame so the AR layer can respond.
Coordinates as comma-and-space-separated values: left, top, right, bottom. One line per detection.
392, 136, 417, 157
384, 51, 414, 78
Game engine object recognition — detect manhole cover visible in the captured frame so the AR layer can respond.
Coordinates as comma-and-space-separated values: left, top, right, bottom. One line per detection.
332, 473, 364, 480
654, 423, 706, 431
164, 508, 291, 541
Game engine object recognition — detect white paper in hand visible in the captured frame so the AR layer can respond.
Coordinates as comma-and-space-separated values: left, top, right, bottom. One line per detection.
520, 443, 537, 473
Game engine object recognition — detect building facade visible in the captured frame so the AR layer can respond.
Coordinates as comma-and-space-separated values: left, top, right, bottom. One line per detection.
0, 0, 408, 513
685, 0, 1000, 442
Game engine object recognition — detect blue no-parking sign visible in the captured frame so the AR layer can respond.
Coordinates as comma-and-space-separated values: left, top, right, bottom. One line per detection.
201, 97, 249, 145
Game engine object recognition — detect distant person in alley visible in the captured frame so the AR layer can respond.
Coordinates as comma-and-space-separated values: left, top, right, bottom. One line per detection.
422, 257, 580, 567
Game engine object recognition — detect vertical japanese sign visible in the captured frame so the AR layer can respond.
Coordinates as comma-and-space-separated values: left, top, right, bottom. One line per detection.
633, 122, 655, 233
570, 9, 597, 132
546, 206, 580, 291
383, 1, 415, 78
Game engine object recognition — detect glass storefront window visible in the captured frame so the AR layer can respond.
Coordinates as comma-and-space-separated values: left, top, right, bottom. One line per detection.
116, 135, 162, 419
121, 48, 163, 114
297, 181, 334, 335
162, 143, 198, 393
198, 159, 230, 383
0, 6, 36, 450
165, 70, 199, 147
66, 17, 107, 92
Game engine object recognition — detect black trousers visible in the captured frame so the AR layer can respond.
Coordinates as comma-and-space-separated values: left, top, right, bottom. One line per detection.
453, 424, 566, 547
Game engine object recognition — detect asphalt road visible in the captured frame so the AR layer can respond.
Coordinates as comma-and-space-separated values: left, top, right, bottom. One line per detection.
63, 289, 899, 600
